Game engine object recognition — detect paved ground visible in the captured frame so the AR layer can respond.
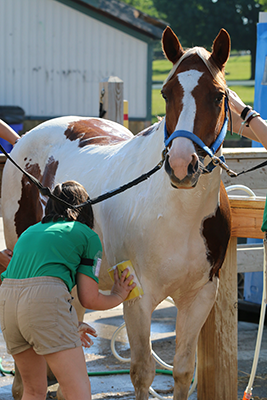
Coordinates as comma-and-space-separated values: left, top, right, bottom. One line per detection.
0, 217, 267, 400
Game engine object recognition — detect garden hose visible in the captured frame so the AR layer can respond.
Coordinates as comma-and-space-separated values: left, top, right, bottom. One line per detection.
0, 357, 171, 378
87, 369, 172, 376
0, 357, 14, 376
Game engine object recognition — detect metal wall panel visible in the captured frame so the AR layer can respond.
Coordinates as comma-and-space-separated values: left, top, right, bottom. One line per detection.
0, 0, 148, 119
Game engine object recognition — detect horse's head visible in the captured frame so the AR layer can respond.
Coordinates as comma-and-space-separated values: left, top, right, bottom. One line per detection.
161, 27, 230, 189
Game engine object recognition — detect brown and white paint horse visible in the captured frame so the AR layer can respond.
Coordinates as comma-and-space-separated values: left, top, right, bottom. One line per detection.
1, 27, 231, 400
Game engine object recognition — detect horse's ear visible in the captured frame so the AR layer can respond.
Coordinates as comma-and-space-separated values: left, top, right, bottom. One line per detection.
211, 29, 231, 70
162, 26, 184, 64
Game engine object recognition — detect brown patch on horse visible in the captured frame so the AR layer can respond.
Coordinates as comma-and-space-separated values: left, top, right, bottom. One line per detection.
64, 119, 132, 147
202, 182, 231, 279
15, 156, 59, 237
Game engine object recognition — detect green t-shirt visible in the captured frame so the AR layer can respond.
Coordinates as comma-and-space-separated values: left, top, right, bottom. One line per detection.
1, 220, 102, 292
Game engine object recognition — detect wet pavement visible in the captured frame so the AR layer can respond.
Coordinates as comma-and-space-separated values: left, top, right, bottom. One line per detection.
0, 214, 267, 399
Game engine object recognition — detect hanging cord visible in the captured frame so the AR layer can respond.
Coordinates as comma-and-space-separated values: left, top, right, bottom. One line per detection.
0, 143, 168, 209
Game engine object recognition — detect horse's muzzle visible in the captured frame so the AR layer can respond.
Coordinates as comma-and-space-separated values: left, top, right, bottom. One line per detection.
164, 155, 200, 189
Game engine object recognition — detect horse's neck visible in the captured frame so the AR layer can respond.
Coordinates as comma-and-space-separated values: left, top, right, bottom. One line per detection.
115, 120, 166, 175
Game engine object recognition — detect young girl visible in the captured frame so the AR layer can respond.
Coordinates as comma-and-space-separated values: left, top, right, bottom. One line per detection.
0, 180, 136, 400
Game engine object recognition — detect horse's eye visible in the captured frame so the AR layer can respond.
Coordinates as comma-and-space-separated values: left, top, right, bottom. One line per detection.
161, 90, 167, 101
215, 93, 224, 105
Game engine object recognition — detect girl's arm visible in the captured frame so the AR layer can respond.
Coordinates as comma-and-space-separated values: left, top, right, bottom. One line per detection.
77, 267, 136, 310
228, 89, 267, 149
0, 119, 20, 145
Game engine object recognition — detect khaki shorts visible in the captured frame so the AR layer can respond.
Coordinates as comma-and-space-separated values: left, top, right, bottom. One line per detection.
0, 276, 81, 355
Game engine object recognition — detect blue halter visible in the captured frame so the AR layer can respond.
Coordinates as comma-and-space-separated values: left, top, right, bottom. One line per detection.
164, 96, 229, 172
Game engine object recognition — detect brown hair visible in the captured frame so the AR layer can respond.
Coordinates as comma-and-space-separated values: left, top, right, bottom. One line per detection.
42, 180, 94, 229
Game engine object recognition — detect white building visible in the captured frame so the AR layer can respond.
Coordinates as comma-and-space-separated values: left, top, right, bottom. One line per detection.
0, 0, 165, 132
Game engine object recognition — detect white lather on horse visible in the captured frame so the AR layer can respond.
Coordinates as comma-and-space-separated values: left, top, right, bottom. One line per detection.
1, 26, 231, 400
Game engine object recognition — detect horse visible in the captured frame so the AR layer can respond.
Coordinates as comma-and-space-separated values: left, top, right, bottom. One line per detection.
1, 26, 231, 400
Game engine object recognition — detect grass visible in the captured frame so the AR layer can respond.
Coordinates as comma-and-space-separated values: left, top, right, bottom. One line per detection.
153, 58, 173, 82
152, 53, 251, 83
151, 54, 254, 124
225, 54, 251, 81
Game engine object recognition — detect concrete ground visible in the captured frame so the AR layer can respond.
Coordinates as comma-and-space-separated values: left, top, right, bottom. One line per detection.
0, 217, 267, 400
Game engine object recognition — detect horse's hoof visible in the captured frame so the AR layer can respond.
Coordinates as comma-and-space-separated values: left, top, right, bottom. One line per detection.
12, 386, 23, 400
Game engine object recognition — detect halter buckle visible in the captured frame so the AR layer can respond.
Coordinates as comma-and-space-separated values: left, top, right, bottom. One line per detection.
211, 156, 238, 177
158, 148, 168, 168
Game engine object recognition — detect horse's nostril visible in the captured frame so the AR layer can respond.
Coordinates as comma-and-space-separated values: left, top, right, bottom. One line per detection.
193, 159, 199, 172
188, 163, 194, 175
188, 156, 198, 175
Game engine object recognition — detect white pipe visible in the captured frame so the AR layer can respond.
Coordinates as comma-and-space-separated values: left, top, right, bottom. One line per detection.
225, 185, 256, 197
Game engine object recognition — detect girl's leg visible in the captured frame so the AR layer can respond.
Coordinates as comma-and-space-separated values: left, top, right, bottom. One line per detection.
12, 348, 47, 400
45, 346, 91, 400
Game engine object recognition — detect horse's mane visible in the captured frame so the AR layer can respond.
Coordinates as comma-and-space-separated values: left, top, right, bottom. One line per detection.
163, 46, 227, 89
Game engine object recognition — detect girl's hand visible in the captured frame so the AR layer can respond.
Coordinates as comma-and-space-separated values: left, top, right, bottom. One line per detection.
228, 89, 247, 115
111, 267, 137, 302
78, 322, 97, 348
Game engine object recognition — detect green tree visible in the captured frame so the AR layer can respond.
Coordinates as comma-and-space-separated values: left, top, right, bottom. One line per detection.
120, 0, 164, 18
152, 0, 262, 79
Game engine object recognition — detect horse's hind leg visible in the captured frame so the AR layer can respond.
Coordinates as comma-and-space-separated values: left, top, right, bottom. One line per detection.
123, 299, 155, 400
12, 364, 24, 400
172, 278, 218, 400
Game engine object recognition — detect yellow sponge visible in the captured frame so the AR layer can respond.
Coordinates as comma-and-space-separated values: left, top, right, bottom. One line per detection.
108, 260, 144, 301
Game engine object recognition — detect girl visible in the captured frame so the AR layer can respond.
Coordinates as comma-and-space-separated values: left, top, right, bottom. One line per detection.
0, 180, 136, 400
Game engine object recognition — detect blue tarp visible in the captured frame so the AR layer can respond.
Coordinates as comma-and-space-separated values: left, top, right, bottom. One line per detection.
243, 21, 267, 304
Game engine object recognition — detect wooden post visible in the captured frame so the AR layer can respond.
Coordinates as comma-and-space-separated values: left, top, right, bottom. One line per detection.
198, 237, 238, 399
198, 195, 265, 399
99, 76, 123, 125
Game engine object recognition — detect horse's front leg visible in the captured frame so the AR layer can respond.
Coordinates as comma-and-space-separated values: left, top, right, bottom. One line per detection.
173, 278, 218, 400
124, 298, 155, 400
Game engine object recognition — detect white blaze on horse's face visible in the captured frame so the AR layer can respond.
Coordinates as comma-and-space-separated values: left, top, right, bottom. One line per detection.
168, 69, 203, 183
